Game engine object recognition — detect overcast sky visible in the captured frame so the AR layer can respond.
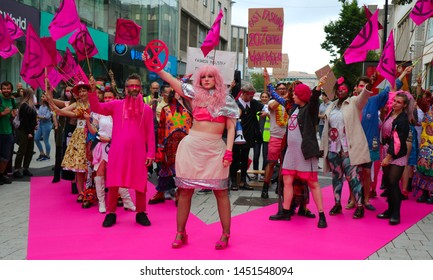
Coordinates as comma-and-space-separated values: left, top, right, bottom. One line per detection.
231, 0, 384, 74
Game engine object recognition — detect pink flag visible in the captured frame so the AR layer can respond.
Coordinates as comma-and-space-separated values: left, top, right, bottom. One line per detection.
410, 0, 433, 25
20, 24, 54, 89
0, 15, 13, 51
364, 5, 383, 30
114, 18, 141, 45
58, 48, 78, 82
5, 15, 24, 40
344, 10, 380, 64
72, 65, 89, 84
377, 30, 396, 88
48, 0, 81, 40
40, 37, 59, 65
200, 9, 224, 57
68, 23, 98, 61
0, 44, 18, 59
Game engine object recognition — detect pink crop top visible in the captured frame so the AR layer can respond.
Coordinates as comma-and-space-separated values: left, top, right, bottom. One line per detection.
193, 107, 226, 123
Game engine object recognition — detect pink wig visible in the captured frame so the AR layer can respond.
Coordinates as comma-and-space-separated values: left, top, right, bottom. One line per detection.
192, 65, 226, 116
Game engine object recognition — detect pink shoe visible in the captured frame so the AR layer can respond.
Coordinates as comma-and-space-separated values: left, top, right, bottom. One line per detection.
172, 232, 188, 249
215, 233, 230, 250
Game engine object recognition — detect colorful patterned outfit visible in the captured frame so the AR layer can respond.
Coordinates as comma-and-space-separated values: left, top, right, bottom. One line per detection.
412, 112, 433, 192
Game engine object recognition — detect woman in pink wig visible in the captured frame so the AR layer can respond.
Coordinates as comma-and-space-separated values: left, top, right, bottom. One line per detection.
144, 53, 239, 250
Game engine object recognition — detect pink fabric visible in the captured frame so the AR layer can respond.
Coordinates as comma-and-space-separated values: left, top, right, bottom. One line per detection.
192, 107, 226, 123
5, 14, 25, 40
48, 0, 81, 40
20, 24, 54, 90
59, 48, 78, 82
27, 176, 433, 260
393, 130, 401, 156
92, 142, 103, 165
281, 169, 318, 181
343, 10, 380, 64
68, 23, 99, 61
200, 9, 224, 57
0, 44, 18, 59
0, 15, 13, 51
40, 37, 59, 64
114, 18, 141, 45
88, 92, 155, 192
410, 0, 433, 26
377, 30, 396, 88
364, 5, 383, 30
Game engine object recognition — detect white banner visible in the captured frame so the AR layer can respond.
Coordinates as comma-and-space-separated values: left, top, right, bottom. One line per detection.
186, 47, 237, 85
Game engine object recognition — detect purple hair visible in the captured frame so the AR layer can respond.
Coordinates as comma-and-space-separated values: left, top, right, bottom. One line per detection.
192, 65, 226, 115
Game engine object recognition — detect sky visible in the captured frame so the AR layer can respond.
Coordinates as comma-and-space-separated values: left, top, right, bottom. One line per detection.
231, 0, 384, 74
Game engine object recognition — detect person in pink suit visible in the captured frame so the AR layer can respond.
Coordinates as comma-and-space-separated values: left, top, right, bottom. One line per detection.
88, 73, 155, 227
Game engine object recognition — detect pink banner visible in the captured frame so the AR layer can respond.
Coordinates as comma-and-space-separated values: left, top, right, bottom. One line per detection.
40, 37, 59, 65
0, 44, 18, 59
344, 10, 380, 64
48, 0, 81, 40
200, 9, 224, 57
20, 24, 54, 89
114, 18, 141, 45
73, 65, 89, 84
5, 15, 25, 40
0, 15, 13, 51
377, 30, 396, 88
68, 23, 98, 61
410, 0, 433, 26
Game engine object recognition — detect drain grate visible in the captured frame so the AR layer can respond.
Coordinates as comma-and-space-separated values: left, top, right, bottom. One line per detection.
233, 196, 278, 207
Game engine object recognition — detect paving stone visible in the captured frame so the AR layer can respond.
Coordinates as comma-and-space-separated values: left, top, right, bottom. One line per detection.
407, 249, 433, 260
392, 239, 420, 249
407, 233, 429, 241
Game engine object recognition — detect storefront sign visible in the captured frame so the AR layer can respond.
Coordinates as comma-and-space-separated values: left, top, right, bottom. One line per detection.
0, 0, 40, 39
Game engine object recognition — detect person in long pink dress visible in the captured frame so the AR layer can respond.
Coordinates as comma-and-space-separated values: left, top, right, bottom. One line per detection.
88, 73, 155, 227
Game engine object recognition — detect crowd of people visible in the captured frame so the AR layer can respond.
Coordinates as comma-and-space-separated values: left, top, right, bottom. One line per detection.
1, 61, 433, 249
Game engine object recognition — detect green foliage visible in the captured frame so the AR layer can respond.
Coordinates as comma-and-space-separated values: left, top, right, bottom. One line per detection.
321, 0, 373, 86
250, 72, 265, 92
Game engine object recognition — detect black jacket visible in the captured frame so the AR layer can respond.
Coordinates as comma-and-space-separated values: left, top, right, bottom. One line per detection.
382, 111, 409, 160
288, 87, 321, 160
237, 99, 264, 148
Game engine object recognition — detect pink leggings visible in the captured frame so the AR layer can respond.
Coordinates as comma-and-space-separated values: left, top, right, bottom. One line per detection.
106, 187, 147, 213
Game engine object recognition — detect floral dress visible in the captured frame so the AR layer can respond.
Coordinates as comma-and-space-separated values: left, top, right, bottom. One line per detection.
412, 112, 433, 192
61, 101, 89, 172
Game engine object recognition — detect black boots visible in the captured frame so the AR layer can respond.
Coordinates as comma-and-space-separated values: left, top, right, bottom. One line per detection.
102, 213, 116, 227
261, 183, 269, 199
269, 209, 292, 221
353, 205, 365, 219
318, 212, 327, 228
71, 182, 78, 194
136, 212, 151, 226
329, 203, 342, 215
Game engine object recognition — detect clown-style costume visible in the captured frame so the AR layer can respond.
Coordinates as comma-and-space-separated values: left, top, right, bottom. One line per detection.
61, 100, 89, 172
174, 83, 239, 190
412, 113, 433, 193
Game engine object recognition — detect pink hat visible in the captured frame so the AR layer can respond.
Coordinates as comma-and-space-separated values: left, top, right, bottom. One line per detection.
294, 84, 312, 103
72, 81, 91, 95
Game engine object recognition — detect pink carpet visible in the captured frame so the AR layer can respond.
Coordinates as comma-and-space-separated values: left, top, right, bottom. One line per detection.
27, 176, 432, 260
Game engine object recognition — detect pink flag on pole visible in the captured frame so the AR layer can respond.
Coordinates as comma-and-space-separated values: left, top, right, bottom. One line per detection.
410, 0, 433, 26
40, 37, 59, 65
48, 0, 81, 40
377, 30, 397, 88
114, 18, 141, 45
200, 9, 224, 57
364, 5, 383, 30
344, 10, 380, 64
58, 48, 78, 82
5, 15, 24, 40
73, 64, 89, 84
0, 15, 13, 50
0, 44, 18, 59
20, 24, 54, 89
68, 23, 98, 61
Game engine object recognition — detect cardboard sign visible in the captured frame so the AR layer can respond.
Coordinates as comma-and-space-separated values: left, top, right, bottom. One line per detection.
186, 47, 236, 84
272, 53, 289, 79
248, 8, 284, 68
315, 65, 337, 100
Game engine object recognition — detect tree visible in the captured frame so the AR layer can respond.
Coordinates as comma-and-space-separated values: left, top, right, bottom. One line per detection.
321, 0, 379, 86
250, 72, 265, 93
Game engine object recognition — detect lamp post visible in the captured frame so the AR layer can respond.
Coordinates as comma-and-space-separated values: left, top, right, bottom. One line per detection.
382, 0, 389, 51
